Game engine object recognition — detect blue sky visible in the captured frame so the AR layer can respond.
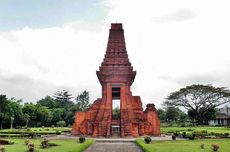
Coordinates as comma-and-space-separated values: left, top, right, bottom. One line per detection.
0, 0, 107, 31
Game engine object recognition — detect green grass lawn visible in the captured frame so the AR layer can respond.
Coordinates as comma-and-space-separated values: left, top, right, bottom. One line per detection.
1, 138, 94, 152
0, 127, 71, 133
161, 126, 230, 134
0, 127, 72, 138
136, 139, 230, 152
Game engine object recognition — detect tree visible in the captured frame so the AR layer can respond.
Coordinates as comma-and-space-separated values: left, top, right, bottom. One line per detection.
23, 113, 30, 127
37, 96, 57, 109
165, 107, 180, 122
22, 103, 37, 127
75, 90, 90, 111
53, 90, 74, 109
8, 100, 24, 128
51, 108, 66, 125
179, 110, 188, 122
112, 107, 120, 120
188, 107, 216, 124
35, 105, 52, 126
0, 95, 11, 129
157, 109, 166, 121
164, 84, 230, 124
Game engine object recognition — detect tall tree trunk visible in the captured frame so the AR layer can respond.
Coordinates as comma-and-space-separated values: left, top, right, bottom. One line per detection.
26, 119, 29, 128
0, 120, 3, 129
10, 117, 14, 129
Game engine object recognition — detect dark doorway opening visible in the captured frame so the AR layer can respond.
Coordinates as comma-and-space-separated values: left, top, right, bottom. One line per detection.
112, 87, 120, 99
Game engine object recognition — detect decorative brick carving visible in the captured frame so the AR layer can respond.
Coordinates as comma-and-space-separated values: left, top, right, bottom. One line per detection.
72, 23, 160, 137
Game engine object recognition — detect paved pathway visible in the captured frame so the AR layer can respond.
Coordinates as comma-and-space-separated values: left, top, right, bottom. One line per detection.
84, 142, 143, 152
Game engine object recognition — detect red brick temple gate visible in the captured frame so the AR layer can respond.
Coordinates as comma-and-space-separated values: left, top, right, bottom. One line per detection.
72, 23, 160, 137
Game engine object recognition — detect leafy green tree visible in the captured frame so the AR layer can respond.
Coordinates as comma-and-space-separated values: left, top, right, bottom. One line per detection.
76, 90, 90, 111
23, 113, 30, 127
165, 107, 180, 122
37, 96, 57, 109
164, 84, 230, 124
112, 107, 120, 120
8, 100, 24, 128
22, 103, 37, 127
157, 109, 166, 121
0, 95, 11, 129
51, 108, 66, 125
188, 107, 216, 124
54, 90, 74, 109
35, 105, 52, 126
179, 110, 188, 122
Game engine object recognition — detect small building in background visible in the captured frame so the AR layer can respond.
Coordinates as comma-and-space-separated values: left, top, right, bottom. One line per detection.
209, 105, 230, 126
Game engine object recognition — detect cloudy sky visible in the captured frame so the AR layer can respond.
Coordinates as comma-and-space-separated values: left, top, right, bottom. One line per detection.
0, 0, 230, 108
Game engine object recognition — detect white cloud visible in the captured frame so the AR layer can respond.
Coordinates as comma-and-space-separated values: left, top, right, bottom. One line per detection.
104, 0, 230, 108
153, 9, 195, 23
1, 0, 230, 109
0, 22, 107, 102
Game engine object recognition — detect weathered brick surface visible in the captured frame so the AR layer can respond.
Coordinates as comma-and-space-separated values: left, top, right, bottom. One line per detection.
72, 23, 160, 137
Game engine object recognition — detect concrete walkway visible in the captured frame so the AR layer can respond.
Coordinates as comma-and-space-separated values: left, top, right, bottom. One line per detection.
46, 134, 186, 152
84, 142, 143, 152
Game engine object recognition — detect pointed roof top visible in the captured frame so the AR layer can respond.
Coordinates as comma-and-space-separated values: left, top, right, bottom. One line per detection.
101, 23, 131, 67
97, 23, 136, 85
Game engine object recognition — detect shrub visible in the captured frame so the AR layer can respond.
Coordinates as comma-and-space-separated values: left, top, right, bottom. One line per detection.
212, 144, 219, 152
224, 133, 229, 136
174, 131, 180, 137
0, 145, 5, 152
144, 137, 152, 144
215, 133, 224, 137
191, 130, 208, 138
28, 133, 35, 138
186, 133, 195, 140
201, 130, 207, 133
56, 121, 66, 127
41, 138, 49, 149
182, 132, 186, 138
56, 130, 61, 135
25, 139, 30, 145
45, 128, 49, 131
0, 139, 14, 145
172, 135, 176, 140
209, 132, 215, 136
79, 137, 86, 143
27, 143, 35, 152
26, 128, 31, 132
200, 144, 205, 149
